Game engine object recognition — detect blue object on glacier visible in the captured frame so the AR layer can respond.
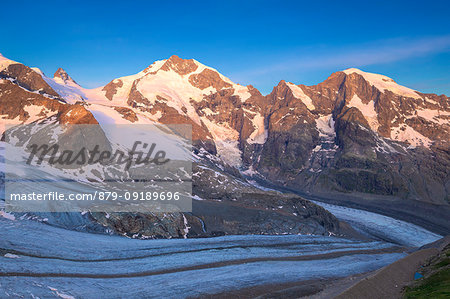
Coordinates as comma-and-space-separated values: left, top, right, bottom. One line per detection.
414, 272, 423, 280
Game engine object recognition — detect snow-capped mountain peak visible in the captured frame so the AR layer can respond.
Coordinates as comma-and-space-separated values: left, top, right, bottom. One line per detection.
0, 53, 18, 71
101, 55, 251, 104
54, 67, 78, 85
159, 54, 200, 75
343, 68, 421, 99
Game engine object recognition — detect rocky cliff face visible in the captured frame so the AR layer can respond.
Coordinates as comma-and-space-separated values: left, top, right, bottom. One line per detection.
250, 69, 449, 204
1, 53, 448, 238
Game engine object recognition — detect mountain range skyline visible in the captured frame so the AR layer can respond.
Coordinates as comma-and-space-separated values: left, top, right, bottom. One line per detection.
1, 51, 449, 98
3, 0, 450, 96
1, 52, 448, 201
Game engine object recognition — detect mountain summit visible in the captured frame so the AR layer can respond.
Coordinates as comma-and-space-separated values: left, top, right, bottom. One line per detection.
53, 67, 78, 85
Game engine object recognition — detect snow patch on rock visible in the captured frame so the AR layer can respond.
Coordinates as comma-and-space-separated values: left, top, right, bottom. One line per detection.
247, 112, 267, 144
315, 114, 336, 138
391, 124, 432, 147
348, 94, 380, 131
200, 117, 242, 166
416, 108, 450, 125
286, 82, 315, 110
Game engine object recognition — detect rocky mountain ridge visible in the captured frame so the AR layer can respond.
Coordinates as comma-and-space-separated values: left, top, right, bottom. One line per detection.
1, 53, 449, 238
1, 54, 449, 203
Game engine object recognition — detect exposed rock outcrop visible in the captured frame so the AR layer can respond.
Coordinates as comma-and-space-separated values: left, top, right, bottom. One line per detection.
54, 67, 78, 85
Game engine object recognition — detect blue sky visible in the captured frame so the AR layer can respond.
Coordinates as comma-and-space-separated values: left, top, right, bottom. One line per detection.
2, 0, 450, 95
